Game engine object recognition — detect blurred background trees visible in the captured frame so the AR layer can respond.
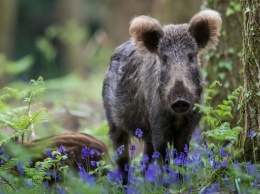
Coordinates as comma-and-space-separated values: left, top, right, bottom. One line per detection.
0, 0, 243, 139
0, 0, 202, 84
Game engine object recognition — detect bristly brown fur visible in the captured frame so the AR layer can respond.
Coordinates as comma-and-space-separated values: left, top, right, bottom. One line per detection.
24, 132, 110, 173
189, 9, 222, 51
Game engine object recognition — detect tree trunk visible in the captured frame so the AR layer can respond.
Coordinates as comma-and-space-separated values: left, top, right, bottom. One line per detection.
54, 0, 86, 76
0, 0, 17, 58
0, 0, 17, 87
239, 0, 260, 162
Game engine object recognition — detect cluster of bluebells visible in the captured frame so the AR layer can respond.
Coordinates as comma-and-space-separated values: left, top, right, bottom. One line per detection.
0, 147, 9, 166
78, 146, 105, 185
43, 145, 69, 182
106, 128, 260, 193
0, 129, 259, 193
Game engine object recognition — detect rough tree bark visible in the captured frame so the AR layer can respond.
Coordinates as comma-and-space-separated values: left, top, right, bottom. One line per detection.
239, 0, 260, 162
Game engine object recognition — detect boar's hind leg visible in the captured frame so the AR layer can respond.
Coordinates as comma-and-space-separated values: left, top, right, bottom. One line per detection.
144, 141, 154, 163
110, 130, 130, 184
141, 141, 155, 174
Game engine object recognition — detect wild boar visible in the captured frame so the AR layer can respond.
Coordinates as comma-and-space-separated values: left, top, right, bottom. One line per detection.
102, 9, 222, 183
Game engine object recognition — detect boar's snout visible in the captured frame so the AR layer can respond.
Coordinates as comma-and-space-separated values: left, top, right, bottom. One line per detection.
171, 99, 190, 113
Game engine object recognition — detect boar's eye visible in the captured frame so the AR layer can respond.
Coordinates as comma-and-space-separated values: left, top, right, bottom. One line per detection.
161, 55, 168, 63
188, 53, 194, 63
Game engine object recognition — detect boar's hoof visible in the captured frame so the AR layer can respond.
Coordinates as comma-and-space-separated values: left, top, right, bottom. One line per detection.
171, 100, 190, 113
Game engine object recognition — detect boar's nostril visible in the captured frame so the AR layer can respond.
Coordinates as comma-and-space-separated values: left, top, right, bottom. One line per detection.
171, 100, 190, 113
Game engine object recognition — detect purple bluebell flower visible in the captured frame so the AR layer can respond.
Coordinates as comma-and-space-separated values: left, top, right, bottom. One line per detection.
90, 161, 96, 167
192, 129, 201, 143
130, 145, 135, 152
246, 162, 257, 175
189, 183, 194, 193
90, 149, 95, 157
172, 148, 178, 158
58, 145, 67, 156
135, 128, 143, 138
46, 169, 51, 177
43, 181, 50, 190
145, 164, 161, 182
94, 150, 101, 156
253, 180, 258, 189
82, 147, 90, 159
184, 144, 189, 154
249, 130, 255, 139
52, 171, 61, 180
58, 145, 65, 153
78, 163, 85, 172
229, 183, 235, 190
222, 175, 229, 184
57, 186, 65, 194
45, 148, 52, 157
113, 152, 119, 160
45, 148, 56, 159
184, 173, 191, 183
0, 147, 4, 155
192, 154, 201, 162
17, 161, 25, 175
130, 145, 135, 159
126, 185, 140, 194
173, 152, 186, 166
0, 147, 9, 165
117, 145, 125, 155
220, 160, 228, 168
129, 165, 136, 173
168, 170, 180, 184
219, 147, 230, 158
107, 170, 122, 183
164, 189, 170, 194
82, 146, 92, 159
142, 154, 149, 163
211, 183, 220, 192
163, 164, 170, 173
163, 175, 172, 185
208, 146, 215, 158
140, 160, 147, 172
152, 151, 160, 159
79, 170, 96, 186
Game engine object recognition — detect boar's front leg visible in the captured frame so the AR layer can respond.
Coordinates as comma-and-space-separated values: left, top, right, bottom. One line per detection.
110, 129, 130, 185
174, 130, 192, 156
151, 131, 168, 165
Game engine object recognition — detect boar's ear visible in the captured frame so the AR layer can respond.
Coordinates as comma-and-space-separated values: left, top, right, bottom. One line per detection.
129, 15, 164, 53
189, 9, 222, 51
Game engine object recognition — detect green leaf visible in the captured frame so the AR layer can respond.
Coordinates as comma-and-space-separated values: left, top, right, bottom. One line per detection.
4, 55, 34, 75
